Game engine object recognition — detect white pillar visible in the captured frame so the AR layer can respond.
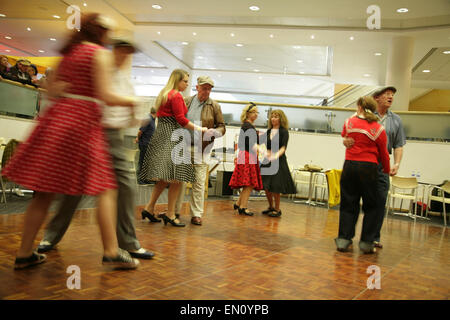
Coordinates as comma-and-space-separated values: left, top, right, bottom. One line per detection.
385, 36, 415, 111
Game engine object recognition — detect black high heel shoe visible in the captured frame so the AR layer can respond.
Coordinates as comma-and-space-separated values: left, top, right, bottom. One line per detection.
141, 210, 161, 223
161, 214, 185, 227
238, 207, 254, 216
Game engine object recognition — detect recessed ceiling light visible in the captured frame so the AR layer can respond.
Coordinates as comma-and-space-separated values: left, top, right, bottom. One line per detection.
198, 56, 204, 59
38, 50, 45, 53
5, 36, 12, 40
151, 70, 154, 73
374, 52, 382, 56
157, 31, 161, 35
310, 35, 315, 39
363, 74, 371, 77
235, 43, 243, 47
299, 71, 305, 74
53, 15, 61, 19
397, 8, 408, 13
269, 34, 274, 38
254, 69, 259, 72
192, 32, 197, 36
296, 60, 303, 63
258, 76, 263, 80
5, 49, 11, 52
249, 6, 260, 11
50, 38, 56, 41
218, 74, 222, 78
422, 69, 431, 73
152, 4, 162, 9
27, 27, 31, 31
443, 50, 450, 54
181, 41, 189, 45
349, 36, 355, 40
293, 45, 301, 49
83, 3, 87, 7
230, 33, 235, 37
0, 14, 6, 17
245, 57, 252, 61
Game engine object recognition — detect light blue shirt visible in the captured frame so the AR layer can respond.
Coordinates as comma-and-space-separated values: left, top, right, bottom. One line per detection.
375, 109, 406, 154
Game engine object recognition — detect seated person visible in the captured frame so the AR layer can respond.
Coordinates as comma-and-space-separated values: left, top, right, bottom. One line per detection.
6, 59, 34, 86
27, 64, 39, 86
0, 55, 11, 79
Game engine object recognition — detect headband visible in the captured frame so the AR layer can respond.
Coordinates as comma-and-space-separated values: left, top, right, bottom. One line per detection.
247, 102, 256, 112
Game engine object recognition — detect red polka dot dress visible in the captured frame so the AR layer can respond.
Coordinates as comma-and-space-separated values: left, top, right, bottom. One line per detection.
229, 121, 263, 190
2, 43, 117, 195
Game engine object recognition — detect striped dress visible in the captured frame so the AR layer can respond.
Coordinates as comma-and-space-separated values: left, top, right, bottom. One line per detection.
2, 43, 117, 195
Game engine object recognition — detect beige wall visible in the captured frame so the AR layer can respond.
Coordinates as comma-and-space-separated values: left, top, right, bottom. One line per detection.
409, 89, 450, 112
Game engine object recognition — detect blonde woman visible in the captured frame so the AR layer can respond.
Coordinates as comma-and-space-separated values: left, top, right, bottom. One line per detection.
229, 103, 263, 216
139, 69, 207, 227
335, 96, 390, 254
260, 110, 296, 217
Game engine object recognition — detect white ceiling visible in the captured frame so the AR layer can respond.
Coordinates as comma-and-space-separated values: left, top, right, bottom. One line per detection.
0, 0, 449, 102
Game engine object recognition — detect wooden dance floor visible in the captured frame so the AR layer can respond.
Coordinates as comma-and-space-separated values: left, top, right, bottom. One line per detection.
0, 199, 448, 300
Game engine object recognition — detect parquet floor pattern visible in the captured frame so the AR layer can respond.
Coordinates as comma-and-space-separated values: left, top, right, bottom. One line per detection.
0, 200, 448, 300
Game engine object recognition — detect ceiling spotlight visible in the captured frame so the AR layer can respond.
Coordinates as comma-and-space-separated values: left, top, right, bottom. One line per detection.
299, 71, 305, 74
83, 3, 87, 7
374, 52, 382, 56
53, 15, 61, 19
245, 57, 252, 61
218, 74, 222, 77
198, 56, 204, 59
230, 33, 235, 37
38, 50, 45, 53
192, 32, 197, 36
254, 69, 260, 72
258, 76, 263, 80
181, 41, 189, 45
0, 14, 6, 17
5, 49, 11, 52
363, 74, 371, 77
349, 36, 354, 40
422, 69, 431, 73
235, 43, 243, 47
443, 50, 450, 54
157, 31, 161, 35
310, 35, 315, 39
152, 4, 162, 9
27, 27, 31, 31
50, 38, 56, 41
269, 34, 274, 38
293, 45, 301, 49
397, 8, 408, 13
249, 6, 260, 11
5, 36, 12, 39
296, 60, 303, 63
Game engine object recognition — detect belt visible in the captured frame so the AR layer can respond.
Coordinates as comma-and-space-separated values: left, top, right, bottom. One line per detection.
61, 93, 103, 105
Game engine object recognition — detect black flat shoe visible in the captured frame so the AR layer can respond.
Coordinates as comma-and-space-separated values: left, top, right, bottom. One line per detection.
238, 207, 254, 216
161, 214, 185, 227
141, 210, 161, 223
14, 251, 47, 269
233, 203, 240, 210
128, 249, 155, 260
37, 242, 54, 253
262, 207, 276, 214
268, 210, 282, 217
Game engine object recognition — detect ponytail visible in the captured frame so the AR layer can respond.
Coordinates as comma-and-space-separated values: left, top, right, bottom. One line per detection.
357, 96, 379, 123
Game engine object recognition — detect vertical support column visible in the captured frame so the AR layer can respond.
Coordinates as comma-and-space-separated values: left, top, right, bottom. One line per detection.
385, 36, 415, 111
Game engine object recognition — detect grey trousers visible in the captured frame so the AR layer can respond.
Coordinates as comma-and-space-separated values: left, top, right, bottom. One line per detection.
41, 129, 141, 251
374, 164, 390, 242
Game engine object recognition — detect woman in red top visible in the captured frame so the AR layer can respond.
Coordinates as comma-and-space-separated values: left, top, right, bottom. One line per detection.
139, 69, 207, 227
4, 13, 139, 269
335, 96, 390, 254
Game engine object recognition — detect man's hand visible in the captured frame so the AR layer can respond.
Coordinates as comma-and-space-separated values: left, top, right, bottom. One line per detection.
390, 163, 399, 176
343, 137, 355, 148
203, 128, 217, 141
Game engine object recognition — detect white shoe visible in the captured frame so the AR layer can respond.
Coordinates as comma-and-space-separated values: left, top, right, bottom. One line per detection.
13, 188, 24, 197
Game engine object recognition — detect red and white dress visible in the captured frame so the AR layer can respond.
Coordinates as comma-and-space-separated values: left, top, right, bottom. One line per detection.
3, 43, 117, 195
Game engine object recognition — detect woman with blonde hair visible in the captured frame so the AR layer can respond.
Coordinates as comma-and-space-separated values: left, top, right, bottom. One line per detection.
139, 69, 207, 227
260, 109, 296, 217
229, 103, 263, 216
335, 96, 390, 254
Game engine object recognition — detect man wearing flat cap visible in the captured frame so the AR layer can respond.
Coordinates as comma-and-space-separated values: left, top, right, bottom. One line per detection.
344, 86, 406, 249
7, 59, 33, 85
174, 75, 226, 226
38, 38, 155, 260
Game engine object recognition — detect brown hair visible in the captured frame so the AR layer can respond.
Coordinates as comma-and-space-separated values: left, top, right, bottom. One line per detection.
357, 96, 379, 123
0, 55, 8, 73
268, 109, 289, 129
60, 13, 110, 55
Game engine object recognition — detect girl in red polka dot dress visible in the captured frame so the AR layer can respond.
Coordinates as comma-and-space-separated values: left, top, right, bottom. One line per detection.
229, 103, 263, 216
